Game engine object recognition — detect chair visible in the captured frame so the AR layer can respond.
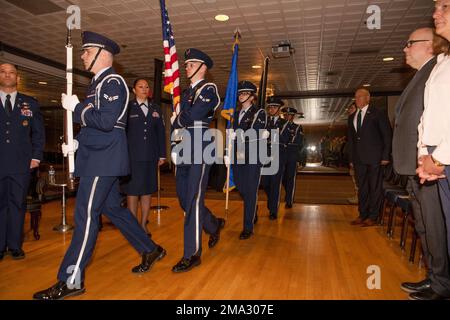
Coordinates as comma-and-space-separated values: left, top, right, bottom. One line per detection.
392, 195, 413, 249
26, 168, 47, 240
378, 165, 408, 229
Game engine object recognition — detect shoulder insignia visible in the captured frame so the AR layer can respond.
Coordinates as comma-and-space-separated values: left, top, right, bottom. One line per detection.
199, 95, 211, 103
103, 93, 119, 102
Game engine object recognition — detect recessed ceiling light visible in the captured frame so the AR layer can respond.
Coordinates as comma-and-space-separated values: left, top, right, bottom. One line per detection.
51, 99, 58, 103
363, 84, 371, 87
252, 65, 262, 69
215, 14, 229, 22
38, 81, 48, 85
383, 57, 394, 62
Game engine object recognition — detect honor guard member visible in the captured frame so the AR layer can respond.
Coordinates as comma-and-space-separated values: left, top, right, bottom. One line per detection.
34, 31, 166, 300
229, 80, 267, 239
261, 97, 290, 220
123, 78, 166, 235
170, 48, 225, 272
281, 107, 303, 209
0, 63, 45, 261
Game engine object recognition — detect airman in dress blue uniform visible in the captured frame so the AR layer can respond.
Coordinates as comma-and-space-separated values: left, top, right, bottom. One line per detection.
281, 107, 304, 208
261, 97, 290, 220
170, 48, 225, 272
231, 80, 267, 240
123, 78, 166, 235
0, 63, 45, 261
33, 31, 165, 300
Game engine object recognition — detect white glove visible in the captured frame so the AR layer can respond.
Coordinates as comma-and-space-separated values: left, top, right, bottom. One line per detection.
261, 129, 270, 140
224, 155, 231, 167
171, 152, 178, 165
170, 112, 177, 125
61, 139, 79, 157
61, 93, 80, 112
228, 131, 237, 141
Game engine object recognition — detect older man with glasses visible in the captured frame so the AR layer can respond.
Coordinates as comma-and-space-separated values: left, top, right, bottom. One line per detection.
393, 27, 450, 300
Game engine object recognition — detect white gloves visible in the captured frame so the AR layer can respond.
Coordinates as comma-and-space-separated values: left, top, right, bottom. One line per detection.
261, 129, 270, 140
224, 155, 231, 167
61, 93, 80, 112
171, 152, 177, 165
62, 139, 79, 157
170, 112, 177, 125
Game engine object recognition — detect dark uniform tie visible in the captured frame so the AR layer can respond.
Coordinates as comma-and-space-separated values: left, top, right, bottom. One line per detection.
356, 109, 362, 132
5, 94, 13, 117
239, 109, 246, 124
139, 103, 148, 117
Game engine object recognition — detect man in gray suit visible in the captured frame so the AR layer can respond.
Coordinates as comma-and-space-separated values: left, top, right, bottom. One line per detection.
392, 27, 450, 300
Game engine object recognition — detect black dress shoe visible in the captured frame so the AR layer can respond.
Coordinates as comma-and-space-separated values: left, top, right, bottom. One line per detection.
409, 287, 450, 300
269, 213, 277, 220
132, 245, 166, 274
11, 249, 25, 260
33, 281, 85, 300
172, 255, 201, 273
239, 230, 253, 240
401, 278, 431, 293
0, 251, 4, 261
285, 203, 292, 209
208, 218, 225, 248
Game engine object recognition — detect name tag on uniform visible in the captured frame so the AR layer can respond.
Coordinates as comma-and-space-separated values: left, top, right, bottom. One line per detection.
129, 114, 139, 118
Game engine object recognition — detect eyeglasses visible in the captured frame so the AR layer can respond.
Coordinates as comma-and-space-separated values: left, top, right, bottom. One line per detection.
404, 39, 431, 48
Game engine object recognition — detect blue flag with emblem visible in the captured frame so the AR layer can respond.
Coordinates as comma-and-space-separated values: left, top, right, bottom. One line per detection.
220, 32, 240, 193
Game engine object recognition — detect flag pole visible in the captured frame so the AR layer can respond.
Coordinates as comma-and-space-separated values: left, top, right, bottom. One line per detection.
224, 29, 240, 219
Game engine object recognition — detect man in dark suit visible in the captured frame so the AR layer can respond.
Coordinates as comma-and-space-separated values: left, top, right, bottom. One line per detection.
348, 88, 392, 226
33, 31, 165, 300
0, 63, 45, 261
393, 28, 450, 300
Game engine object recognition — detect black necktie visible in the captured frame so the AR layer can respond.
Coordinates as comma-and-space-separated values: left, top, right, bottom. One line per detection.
356, 110, 362, 132
5, 94, 13, 117
239, 110, 246, 123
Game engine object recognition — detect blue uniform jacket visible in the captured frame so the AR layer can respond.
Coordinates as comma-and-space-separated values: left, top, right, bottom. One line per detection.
267, 116, 291, 155
0, 93, 45, 175
73, 67, 130, 177
126, 99, 166, 162
172, 80, 220, 164
232, 105, 267, 164
285, 122, 303, 161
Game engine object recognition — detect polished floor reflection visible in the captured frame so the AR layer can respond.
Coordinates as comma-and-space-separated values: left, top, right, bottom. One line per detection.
0, 194, 425, 300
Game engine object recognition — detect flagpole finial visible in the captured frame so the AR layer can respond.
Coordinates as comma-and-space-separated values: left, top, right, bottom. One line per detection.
234, 28, 241, 40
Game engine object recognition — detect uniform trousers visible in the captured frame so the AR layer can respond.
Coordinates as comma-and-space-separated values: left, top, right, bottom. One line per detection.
58, 176, 157, 284
175, 164, 220, 258
0, 174, 30, 251
233, 164, 262, 232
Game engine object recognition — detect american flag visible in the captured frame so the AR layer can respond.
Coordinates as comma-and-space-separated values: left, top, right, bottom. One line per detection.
160, 0, 180, 114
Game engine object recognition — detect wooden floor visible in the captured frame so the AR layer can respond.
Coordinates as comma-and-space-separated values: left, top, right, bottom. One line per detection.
0, 194, 425, 300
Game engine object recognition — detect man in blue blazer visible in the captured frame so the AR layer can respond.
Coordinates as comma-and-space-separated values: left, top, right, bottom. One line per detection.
0, 63, 45, 261
33, 31, 165, 300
